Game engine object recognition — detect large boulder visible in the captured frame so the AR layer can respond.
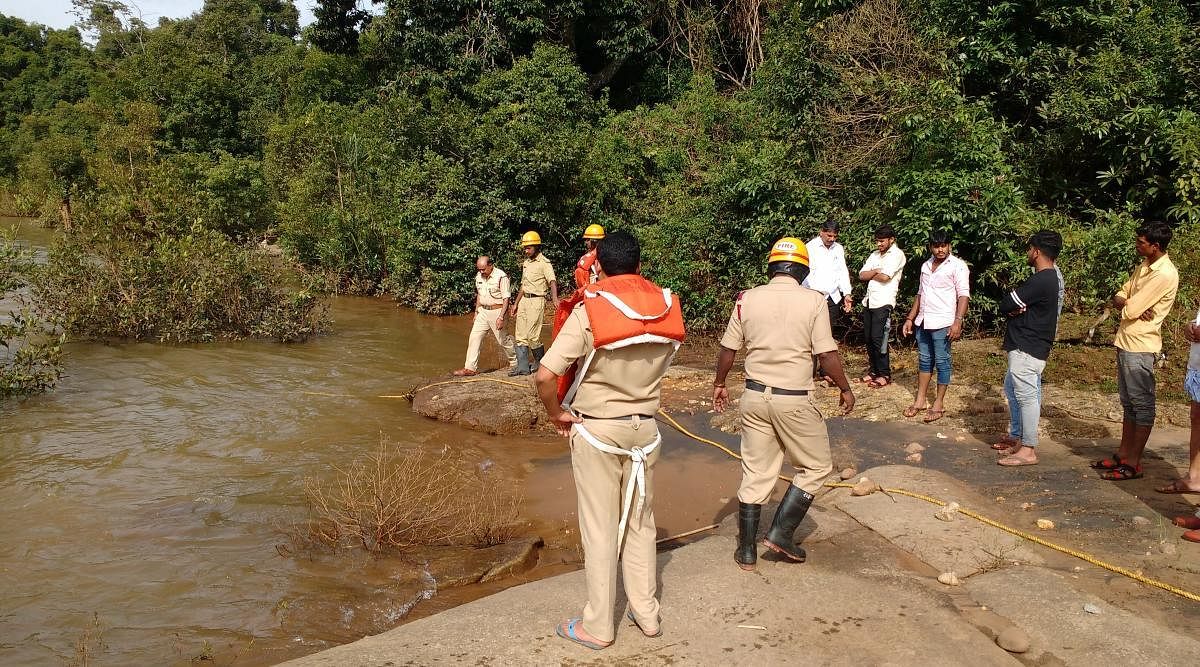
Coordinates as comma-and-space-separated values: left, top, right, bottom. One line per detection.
410, 370, 545, 434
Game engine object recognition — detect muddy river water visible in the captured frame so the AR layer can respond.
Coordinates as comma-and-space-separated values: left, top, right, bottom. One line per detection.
0, 218, 738, 665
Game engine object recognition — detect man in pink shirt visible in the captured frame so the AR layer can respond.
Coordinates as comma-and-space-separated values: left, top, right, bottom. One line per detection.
901, 232, 970, 423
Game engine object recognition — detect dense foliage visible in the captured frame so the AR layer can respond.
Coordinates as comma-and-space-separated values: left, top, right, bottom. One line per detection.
0, 229, 64, 396
2, 0, 1198, 336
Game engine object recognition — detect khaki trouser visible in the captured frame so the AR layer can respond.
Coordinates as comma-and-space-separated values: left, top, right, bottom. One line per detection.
569, 417, 661, 642
464, 306, 516, 371
515, 295, 545, 347
737, 388, 832, 504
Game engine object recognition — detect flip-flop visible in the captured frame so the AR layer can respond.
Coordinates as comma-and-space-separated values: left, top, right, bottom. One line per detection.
1183, 529, 1200, 544
1100, 463, 1143, 481
868, 376, 891, 389
997, 455, 1038, 467
859, 373, 876, 384
626, 610, 662, 638
556, 619, 612, 650
1090, 454, 1124, 470
1173, 515, 1200, 529
990, 438, 1019, 451
922, 409, 945, 423
903, 405, 925, 418
1155, 480, 1200, 495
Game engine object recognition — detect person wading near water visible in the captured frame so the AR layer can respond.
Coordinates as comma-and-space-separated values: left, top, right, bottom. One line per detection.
509, 231, 559, 376
993, 231, 1064, 466
534, 230, 685, 649
1092, 222, 1178, 481
453, 255, 517, 376
574, 224, 605, 294
857, 225, 905, 388
901, 231, 970, 424
803, 220, 853, 384
713, 238, 855, 571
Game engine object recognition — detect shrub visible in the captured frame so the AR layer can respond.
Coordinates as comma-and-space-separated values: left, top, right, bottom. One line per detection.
31, 228, 327, 343
1, 228, 64, 396
293, 441, 523, 553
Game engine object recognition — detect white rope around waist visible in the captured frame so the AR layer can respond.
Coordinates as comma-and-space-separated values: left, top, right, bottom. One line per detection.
572, 421, 661, 553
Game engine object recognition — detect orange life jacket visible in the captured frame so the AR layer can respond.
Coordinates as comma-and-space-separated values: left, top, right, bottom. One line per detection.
574, 249, 598, 293
581, 274, 686, 349
556, 274, 685, 404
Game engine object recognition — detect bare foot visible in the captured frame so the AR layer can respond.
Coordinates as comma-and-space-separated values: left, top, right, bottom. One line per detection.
997, 446, 1038, 467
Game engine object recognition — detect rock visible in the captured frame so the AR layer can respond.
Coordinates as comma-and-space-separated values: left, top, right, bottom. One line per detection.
996, 626, 1030, 653
411, 372, 544, 434
934, 502, 960, 522
937, 572, 960, 586
1161, 542, 1178, 555
839, 467, 858, 480
1131, 515, 1152, 526
1083, 603, 1101, 615
418, 537, 544, 588
1020, 502, 1034, 511
905, 452, 923, 463
904, 442, 926, 454
936, 432, 948, 439
1036, 519, 1055, 530
850, 478, 880, 496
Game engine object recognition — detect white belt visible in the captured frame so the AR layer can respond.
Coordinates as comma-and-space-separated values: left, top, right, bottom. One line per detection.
572, 421, 660, 553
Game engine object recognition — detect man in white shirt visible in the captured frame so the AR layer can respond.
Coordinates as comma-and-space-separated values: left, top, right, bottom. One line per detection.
857, 225, 906, 387
804, 221, 853, 383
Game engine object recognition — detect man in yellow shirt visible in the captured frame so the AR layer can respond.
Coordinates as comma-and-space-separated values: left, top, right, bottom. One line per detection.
1092, 222, 1179, 481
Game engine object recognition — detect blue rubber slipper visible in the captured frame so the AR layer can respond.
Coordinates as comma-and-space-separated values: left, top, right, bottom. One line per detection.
626, 610, 662, 638
556, 618, 611, 650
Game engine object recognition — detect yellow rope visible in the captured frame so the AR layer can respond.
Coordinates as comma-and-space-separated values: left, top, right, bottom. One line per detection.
653, 408, 1200, 603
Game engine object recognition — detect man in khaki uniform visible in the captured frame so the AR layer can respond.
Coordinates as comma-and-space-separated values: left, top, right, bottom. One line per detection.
534, 230, 684, 649
509, 231, 559, 376
453, 255, 516, 376
713, 237, 855, 571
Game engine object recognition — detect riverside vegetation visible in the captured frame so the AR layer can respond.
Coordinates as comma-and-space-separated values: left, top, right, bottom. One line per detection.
2, 0, 1199, 395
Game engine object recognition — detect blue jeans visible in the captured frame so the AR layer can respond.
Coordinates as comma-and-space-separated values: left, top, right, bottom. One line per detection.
1004, 349, 1046, 446
915, 325, 952, 385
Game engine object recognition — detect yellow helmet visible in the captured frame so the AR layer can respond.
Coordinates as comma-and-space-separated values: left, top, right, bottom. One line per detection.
520, 231, 542, 247
767, 237, 809, 266
583, 224, 606, 240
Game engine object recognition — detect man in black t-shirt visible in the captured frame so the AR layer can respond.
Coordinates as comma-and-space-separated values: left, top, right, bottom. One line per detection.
996, 231, 1064, 466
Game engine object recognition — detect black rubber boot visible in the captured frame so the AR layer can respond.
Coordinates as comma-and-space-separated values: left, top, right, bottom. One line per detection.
761, 485, 814, 563
508, 346, 531, 376
735, 502, 761, 571
530, 346, 545, 372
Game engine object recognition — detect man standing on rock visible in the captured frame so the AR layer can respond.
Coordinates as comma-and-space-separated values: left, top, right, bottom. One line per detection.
900, 231, 970, 423
534, 230, 685, 649
857, 225, 905, 388
1091, 222, 1178, 481
453, 255, 516, 376
574, 224, 605, 294
509, 231, 559, 376
713, 237, 855, 572
803, 220, 853, 383
994, 231, 1064, 466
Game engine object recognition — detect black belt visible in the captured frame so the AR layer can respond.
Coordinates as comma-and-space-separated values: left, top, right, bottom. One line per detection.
578, 413, 655, 421
745, 380, 809, 396
523, 292, 545, 299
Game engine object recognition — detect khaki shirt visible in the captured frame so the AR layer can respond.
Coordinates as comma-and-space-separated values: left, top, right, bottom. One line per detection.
475, 268, 511, 306
520, 254, 556, 296
1114, 254, 1178, 353
720, 276, 837, 390
541, 306, 676, 418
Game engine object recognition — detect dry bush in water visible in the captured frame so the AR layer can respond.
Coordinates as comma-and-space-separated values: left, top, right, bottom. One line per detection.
293, 441, 523, 553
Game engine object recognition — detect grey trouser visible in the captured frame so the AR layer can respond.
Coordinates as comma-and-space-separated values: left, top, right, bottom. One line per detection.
1117, 349, 1157, 426
1004, 349, 1046, 446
